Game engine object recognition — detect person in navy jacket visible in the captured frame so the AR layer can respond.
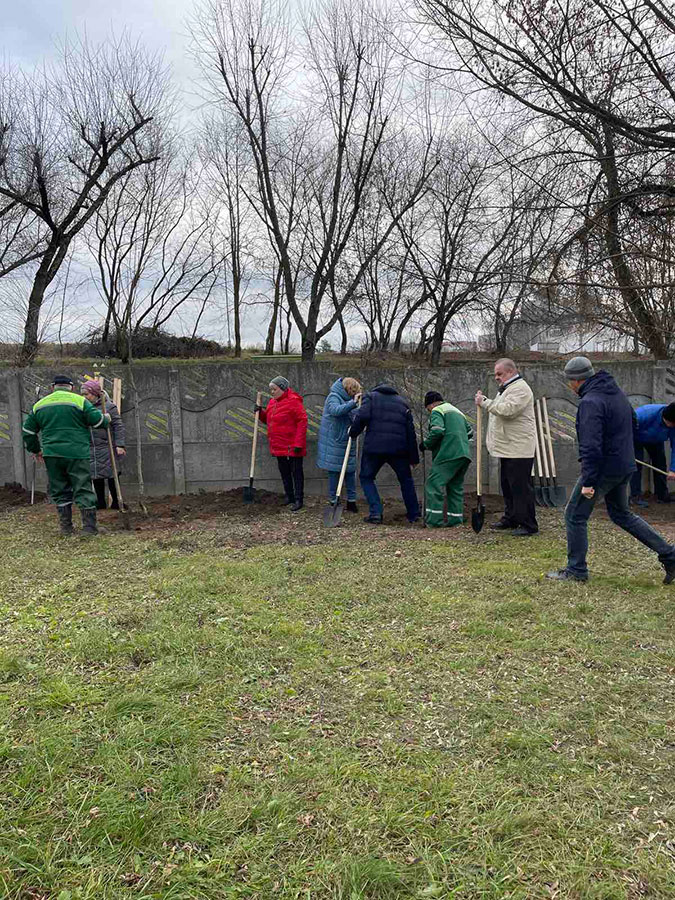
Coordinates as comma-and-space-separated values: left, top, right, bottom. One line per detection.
349, 383, 420, 524
547, 357, 675, 584
630, 402, 675, 506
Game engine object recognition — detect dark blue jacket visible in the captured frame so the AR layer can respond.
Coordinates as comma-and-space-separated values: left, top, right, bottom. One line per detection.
635, 404, 675, 471
576, 370, 637, 487
349, 384, 419, 463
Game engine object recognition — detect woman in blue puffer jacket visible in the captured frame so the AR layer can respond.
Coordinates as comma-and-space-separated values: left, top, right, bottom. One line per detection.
317, 377, 362, 511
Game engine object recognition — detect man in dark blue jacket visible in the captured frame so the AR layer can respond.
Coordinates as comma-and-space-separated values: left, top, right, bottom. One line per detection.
630, 402, 675, 506
547, 357, 675, 583
349, 383, 420, 524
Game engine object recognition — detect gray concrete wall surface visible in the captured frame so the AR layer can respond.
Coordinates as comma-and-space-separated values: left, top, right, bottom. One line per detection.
1, 359, 672, 499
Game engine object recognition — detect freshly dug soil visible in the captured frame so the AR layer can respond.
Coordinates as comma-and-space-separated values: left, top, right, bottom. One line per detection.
0, 482, 47, 510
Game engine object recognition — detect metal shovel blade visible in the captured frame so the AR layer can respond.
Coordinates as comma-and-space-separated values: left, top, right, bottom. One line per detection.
534, 484, 545, 507
118, 504, 132, 531
471, 496, 486, 533
549, 481, 567, 507
323, 498, 343, 528
542, 482, 556, 507
243, 479, 255, 504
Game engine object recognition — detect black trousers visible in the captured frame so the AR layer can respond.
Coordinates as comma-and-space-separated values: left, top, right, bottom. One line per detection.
277, 456, 304, 503
500, 457, 538, 532
93, 477, 119, 510
631, 441, 668, 500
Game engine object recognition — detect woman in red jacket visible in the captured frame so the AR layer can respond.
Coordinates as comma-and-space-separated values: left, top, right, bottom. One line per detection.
257, 376, 308, 510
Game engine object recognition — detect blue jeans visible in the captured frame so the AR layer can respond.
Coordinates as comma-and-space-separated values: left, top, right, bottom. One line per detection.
565, 473, 675, 578
360, 452, 420, 521
328, 469, 357, 501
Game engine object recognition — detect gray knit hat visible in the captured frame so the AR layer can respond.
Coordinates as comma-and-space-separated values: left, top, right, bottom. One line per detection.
270, 375, 290, 391
563, 356, 595, 380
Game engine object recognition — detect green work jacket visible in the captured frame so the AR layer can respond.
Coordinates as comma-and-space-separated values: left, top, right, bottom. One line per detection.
22, 390, 108, 459
423, 402, 473, 464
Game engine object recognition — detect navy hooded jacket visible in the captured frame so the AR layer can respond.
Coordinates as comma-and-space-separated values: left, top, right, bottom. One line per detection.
634, 404, 675, 472
349, 384, 419, 463
575, 370, 637, 487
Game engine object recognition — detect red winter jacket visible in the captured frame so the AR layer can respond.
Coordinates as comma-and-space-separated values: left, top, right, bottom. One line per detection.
259, 389, 308, 457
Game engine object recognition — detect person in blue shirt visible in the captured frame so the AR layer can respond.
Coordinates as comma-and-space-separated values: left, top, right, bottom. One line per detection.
630, 402, 675, 506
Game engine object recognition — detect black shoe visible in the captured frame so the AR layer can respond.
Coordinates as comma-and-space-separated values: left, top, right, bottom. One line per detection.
546, 569, 588, 583
490, 521, 514, 530
663, 563, 675, 585
110, 501, 120, 510
56, 504, 74, 536
290, 501, 304, 512
363, 515, 383, 525
657, 495, 673, 504
346, 501, 358, 513
511, 527, 537, 537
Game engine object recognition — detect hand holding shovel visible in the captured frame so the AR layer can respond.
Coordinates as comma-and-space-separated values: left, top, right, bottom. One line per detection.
471, 403, 486, 533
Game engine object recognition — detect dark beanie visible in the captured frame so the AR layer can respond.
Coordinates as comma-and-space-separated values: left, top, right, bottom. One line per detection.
563, 356, 595, 380
270, 375, 290, 392
663, 403, 675, 423
53, 374, 74, 386
424, 390, 443, 406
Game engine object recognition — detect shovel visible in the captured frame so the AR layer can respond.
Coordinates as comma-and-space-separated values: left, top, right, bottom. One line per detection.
534, 401, 554, 506
323, 436, 354, 528
636, 459, 672, 479
541, 397, 567, 507
532, 442, 546, 507
30, 384, 41, 504
471, 404, 486, 533
101, 392, 131, 530
244, 391, 262, 503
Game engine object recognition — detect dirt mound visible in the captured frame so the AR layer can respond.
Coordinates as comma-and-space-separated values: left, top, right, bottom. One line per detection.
0, 482, 46, 510
144, 486, 292, 521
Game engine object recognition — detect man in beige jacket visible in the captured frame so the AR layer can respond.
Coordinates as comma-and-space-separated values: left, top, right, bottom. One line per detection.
475, 358, 538, 536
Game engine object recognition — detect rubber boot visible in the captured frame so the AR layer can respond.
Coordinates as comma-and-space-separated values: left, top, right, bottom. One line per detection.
57, 504, 74, 536
81, 507, 99, 536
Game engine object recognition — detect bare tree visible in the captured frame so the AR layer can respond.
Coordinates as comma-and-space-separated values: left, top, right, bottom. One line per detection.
192, 0, 437, 360
416, 0, 675, 357
86, 150, 221, 363
0, 35, 171, 364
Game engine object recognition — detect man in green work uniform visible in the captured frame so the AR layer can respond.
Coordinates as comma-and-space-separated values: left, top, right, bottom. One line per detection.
22, 375, 110, 536
420, 390, 473, 527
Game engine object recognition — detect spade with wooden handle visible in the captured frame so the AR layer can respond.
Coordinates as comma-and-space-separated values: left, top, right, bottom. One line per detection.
534, 400, 555, 506
244, 391, 262, 503
101, 392, 131, 530
541, 397, 567, 507
471, 404, 486, 533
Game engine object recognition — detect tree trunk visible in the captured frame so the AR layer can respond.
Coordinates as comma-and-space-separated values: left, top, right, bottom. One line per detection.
266, 268, 282, 354
20, 268, 51, 365
600, 126, 668, 359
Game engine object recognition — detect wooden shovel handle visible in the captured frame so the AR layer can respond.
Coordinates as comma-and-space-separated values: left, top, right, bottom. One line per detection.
541, 397, 557, 478
533, 407, 544, 478
334, 395, 361, 500
535, 400, 551, 479
101, 392, 125, 511
476, 404, 482, 495
250, 391, 262, 479
636, 458, 671, 478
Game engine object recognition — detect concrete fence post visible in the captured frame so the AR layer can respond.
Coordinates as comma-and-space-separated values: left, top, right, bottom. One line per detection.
169, 369, 186, 495
8, 373, 26, 488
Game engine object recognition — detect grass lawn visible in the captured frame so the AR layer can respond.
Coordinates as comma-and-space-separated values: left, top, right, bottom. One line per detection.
2, 497, 675, 899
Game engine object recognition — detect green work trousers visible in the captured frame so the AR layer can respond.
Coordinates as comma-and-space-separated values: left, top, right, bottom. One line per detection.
425, 457, 470, 527
44, 456, 97, 509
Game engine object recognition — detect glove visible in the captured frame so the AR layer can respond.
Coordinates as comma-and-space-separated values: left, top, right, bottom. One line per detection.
293, 447, 302, 456
419, 440, 426, 452
254, 404, 262, 413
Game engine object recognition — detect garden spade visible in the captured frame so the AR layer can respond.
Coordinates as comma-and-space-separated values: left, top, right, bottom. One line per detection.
541, 397, 567, 507
101, 392, 131, 530
30, 385, 40, 504
636, 459, 672, 479
244, 392, 262, 503
532, 436, 546, 507
324, 395, 361, 527
471, 404, 485, 533
534, 401, 554, 506
323, 435, 353, 528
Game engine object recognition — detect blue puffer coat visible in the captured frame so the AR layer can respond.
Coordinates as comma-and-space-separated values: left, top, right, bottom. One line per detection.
576, 370, 637, 487
317, 379, 358, 472
349, 383, 419, 463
